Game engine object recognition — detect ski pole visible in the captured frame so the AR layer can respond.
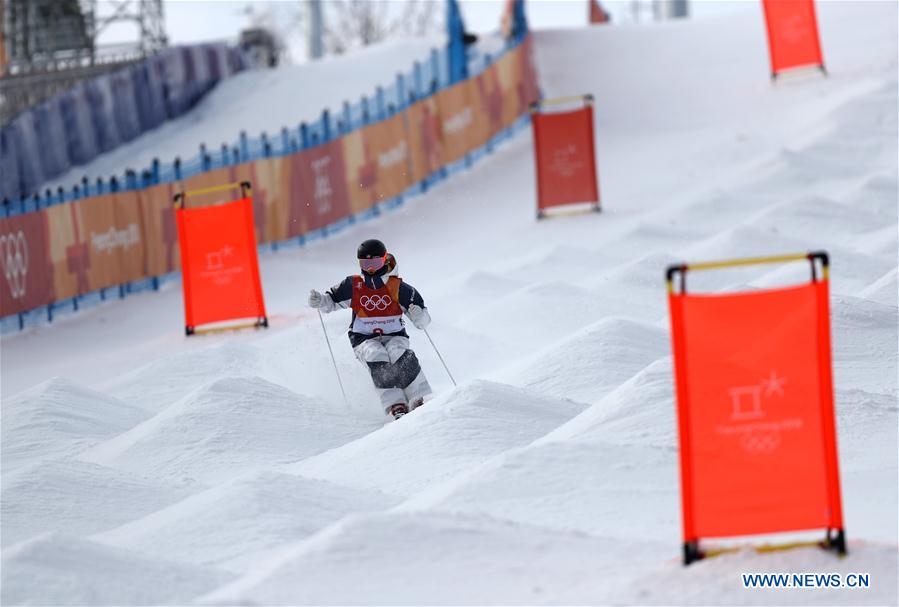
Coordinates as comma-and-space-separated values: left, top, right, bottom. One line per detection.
423, 327, 457, 387
317, 309, 350, 407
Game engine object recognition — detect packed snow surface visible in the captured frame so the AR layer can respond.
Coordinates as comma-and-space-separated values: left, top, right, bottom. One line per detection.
2, 3, 898, 605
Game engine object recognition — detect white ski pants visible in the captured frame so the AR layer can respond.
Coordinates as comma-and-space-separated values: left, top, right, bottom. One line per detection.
353, 335, 432, 413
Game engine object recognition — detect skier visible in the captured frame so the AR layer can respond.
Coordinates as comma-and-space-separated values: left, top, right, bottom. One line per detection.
309, 239, 433, 420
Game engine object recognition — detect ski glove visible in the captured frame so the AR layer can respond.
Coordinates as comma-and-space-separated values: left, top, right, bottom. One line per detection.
407, 304, 431, 330
308, 289, 325, 308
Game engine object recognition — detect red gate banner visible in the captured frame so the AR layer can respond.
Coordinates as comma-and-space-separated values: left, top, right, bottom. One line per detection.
667, 253, 844, 564
531, 103, 599, 216
761, 0, 825, 77
175, 195, 267, 334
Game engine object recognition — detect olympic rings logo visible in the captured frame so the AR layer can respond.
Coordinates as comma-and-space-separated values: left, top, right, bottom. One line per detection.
359, 294, 392, 312
739, 433, 780, 455
1, 231, 28, 300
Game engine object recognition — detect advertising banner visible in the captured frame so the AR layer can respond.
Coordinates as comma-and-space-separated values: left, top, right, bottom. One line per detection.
249, 157, 291, 245
531, 105, 599, 213
45, 201, 90, 302
139, 182, 180, 276
762, 0, 825, 76
287, 140, 351, 235
669, 278, 843, 546
225, 162, 269, 244
436, 79, 488, 164
343, 113, 412, 213
176, 197, 267, 331
0, 211, 55, 316
476, 64, 506, 138
111, 191, 148, 283
518, 37, 541, 112
405, 97, 444, 184
78, 194, 129, 291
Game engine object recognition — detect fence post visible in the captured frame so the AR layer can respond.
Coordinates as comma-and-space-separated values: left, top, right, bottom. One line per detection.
300, 122, 309, 149
221, 143, 230, 165
322, 109, 331, 142
110, 176, 119, 192
262, 132, 271, 157
240, 130, 249, 160
430, 48, 441, 89
152, 157, 160, 183
396, 73, 406, 110
200, 143, 210, 170
343, 100, 352, 131
376, 86, 386, 120
414, 62, 424, 99
174, 157, 182, 181
96, 177, 105, 195
281, 127, 289, 153
361, 95, 370, 125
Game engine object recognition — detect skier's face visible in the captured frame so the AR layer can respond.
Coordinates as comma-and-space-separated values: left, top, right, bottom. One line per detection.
359, 254, 387, 274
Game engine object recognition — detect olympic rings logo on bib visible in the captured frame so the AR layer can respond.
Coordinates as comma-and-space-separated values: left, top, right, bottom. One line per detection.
359, 294, 392, 312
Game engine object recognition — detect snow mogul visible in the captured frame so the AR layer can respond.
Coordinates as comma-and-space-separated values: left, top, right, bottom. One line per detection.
308, 239, 432, 420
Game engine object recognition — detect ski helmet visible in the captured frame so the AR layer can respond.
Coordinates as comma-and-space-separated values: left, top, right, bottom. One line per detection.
357, 239, 387, 259
357, 239, 388, 275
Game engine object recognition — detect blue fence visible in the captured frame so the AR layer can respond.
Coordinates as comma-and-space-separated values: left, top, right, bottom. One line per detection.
0, 44, 248, 205
1, 35, 533, 335
1, 40, 523, 215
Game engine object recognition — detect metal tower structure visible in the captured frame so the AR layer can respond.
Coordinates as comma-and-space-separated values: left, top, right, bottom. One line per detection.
85, 0, 168, 58
1, 0, 167, 73
1, 0, 168, 123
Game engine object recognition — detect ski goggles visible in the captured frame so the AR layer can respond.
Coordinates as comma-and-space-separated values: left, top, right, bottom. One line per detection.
359, 254, 387, 273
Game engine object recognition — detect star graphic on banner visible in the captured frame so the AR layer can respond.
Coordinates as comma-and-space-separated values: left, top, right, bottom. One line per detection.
762, 370, 787, 397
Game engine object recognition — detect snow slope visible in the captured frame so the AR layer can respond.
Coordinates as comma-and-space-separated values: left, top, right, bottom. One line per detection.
2, 2, 897, 604
94, 471, 399, 572
80, 375, 378, 484
1, 378, 147, 472
1, 459, 196, 547
1, 534, 231, 606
